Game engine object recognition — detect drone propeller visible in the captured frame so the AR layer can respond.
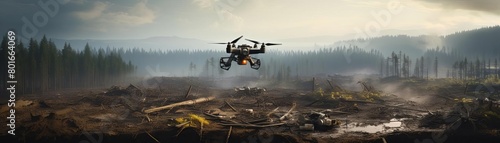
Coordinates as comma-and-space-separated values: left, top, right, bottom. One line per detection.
211, 36, 243, 47
212, 42, 229, 44
246, 39, 260, 44
265, 43, 281, 46
245, 39, 281, 48
231, 36, 243, 44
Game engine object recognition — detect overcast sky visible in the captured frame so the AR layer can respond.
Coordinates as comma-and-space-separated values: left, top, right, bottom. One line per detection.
1, 0, 499, 42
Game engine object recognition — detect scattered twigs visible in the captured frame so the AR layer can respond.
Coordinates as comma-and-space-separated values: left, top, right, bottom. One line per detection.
144, 96, 215, 113
145, 131, 160, 143
226, 126, 232, 143
280, 103, 297, 121
224, 100, 238, 112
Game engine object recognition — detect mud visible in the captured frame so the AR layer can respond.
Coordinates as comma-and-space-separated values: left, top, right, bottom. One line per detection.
1, 76, 499, 143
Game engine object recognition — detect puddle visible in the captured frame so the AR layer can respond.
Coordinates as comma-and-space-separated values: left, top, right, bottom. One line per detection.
310, 118, 405, 138
348, 121, 401, 133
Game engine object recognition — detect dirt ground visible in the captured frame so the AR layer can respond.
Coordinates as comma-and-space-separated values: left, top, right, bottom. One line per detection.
1, 76, 500, 143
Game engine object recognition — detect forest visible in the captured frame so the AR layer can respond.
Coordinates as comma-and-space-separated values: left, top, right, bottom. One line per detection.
0, 35, 136, 95
2, 26, 500, 95
120, 46, 384, 79
380, 47, 500, 80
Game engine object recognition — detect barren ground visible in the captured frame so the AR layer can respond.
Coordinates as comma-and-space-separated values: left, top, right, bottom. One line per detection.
1, 76, 500, 143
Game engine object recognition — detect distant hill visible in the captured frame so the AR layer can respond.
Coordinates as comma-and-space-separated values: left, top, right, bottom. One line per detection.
444, 26, 500, 57
50, 26, 500, 59
336, 26, 500, 58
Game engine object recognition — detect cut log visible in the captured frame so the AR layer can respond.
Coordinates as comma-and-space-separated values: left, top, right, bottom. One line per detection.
144, 96, 215, 113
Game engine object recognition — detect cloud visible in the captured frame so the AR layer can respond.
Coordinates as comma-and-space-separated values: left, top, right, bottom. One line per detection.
192, 0, 213, 8
417, 0, 500, 15
73, 1, 107, 20
101, 1, 155, 26
73, 0, 156, 28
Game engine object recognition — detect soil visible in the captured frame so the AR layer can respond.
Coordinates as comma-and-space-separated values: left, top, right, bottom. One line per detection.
1, 76, 500, 143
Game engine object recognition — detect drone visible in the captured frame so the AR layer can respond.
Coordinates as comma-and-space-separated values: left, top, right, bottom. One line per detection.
213, 36, 281, 70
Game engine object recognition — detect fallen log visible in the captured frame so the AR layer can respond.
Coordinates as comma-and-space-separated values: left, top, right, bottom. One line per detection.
144, 96, 215, 113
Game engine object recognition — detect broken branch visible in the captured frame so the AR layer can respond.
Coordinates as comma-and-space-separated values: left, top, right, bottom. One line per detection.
224, 100, 238, 112
203, 112, 239, 124
144, 96, 215, 113
280, 102, 297, 121
185, 85, 193, 98
220, 123, 285, 128
306, 99, 320, 107
145, 131, 160, 143
266, 107, 280, 117
226, 126, 232, 143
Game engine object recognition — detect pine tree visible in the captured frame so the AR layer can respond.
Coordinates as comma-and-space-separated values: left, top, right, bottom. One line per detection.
434, 56, 438, 78
495, 58, 498, 79
39, 35, 49, 92
420, 56, 424, 78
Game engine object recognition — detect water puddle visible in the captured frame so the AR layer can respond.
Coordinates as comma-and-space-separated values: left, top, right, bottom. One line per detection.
310, 118, 405, 138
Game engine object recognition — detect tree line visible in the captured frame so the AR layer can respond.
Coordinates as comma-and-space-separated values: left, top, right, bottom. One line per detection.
380, 45, 500, 80
0, 35, 136, 95
120, 45, 384, 80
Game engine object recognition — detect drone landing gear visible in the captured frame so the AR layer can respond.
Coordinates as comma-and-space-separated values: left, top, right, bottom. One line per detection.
220, 57, 232, 70
250, 58, 261, 70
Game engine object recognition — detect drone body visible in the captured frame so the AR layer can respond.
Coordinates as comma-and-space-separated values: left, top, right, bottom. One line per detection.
213, 36, 281, 70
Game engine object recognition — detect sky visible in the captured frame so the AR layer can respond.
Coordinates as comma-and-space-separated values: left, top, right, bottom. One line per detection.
1, 0, 499, 42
